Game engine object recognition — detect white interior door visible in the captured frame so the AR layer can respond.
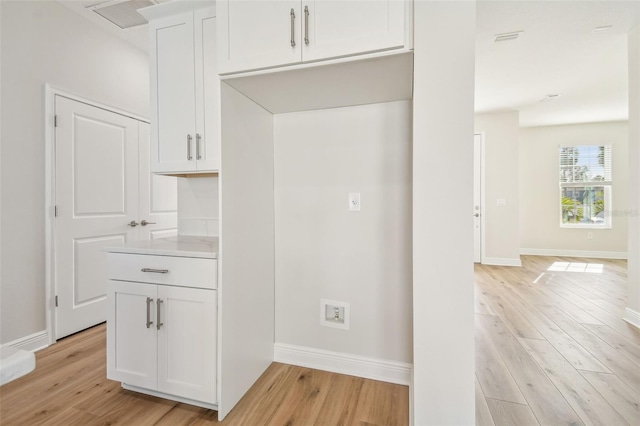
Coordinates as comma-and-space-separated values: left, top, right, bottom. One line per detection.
138, 122, 178, 240
55, 96, 139, 339
474, 133, 483, 263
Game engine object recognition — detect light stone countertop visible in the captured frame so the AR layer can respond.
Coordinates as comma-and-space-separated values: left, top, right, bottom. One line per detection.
103, 236, 218, 259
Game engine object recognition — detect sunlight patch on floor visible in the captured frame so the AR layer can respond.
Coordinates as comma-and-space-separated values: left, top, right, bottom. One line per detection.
547, 262, 604, 274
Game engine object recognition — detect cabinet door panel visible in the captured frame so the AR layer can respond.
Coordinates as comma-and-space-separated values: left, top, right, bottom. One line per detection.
303, 0, 405, 62
107, 281, 157, 390
195, 7, 220, 171
157, 286, 217, 403
217, 0, 301, 74
150, 13, 196, 172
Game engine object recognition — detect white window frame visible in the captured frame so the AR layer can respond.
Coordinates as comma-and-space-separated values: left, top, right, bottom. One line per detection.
559, 145, 612, 230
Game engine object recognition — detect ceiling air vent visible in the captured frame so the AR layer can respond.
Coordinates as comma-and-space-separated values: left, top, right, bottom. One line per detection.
91, 0, 156, 29
540, 94, 562, 103
494, 31, 523, 43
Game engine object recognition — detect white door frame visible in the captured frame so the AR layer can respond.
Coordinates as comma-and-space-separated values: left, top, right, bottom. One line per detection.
44, 84, 149, 345
474, 132, 486, 264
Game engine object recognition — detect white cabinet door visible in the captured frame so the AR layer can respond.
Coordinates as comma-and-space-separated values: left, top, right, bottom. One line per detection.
217, 0, 302, 74
150, 12, 197, 173
302, 0, 406, 62
107, 281, 157, 390
194, 7, 221, 171
157, 286, 217, 403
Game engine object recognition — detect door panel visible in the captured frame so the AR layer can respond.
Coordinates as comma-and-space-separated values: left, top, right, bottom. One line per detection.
55, 95, 139, 339
303, 0, 405, 62
107, 281, 157, 389
474, 134, 482, 263
157, 286, 217, 403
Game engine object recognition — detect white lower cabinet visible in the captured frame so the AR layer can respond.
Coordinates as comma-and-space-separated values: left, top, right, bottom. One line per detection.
107, 254, 217, 407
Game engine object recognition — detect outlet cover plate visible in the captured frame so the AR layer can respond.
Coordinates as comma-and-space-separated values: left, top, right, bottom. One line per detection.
320, 299, 350, 330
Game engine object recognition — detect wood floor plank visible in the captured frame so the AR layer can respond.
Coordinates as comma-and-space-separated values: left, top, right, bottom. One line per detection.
582, 323, 640, 364
475, 314, 528, 404
520, 338, 628, 426
475, 377, 495, 426
485, 399, 539, 426
475, 314, 584, 426
536, 305, 640, 391
580, 371, 640, 425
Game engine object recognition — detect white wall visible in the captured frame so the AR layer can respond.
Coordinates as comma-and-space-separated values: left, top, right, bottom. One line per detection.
0, 1, 149, 345
520, 122, 629, 256
413, 1, 476, 424
274, 101, 412, 363
177, 177, 219, 236
475, 112, 521, 265
627, 25, 640, 323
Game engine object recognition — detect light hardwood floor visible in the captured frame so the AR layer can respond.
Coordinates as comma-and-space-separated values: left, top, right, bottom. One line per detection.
475, 256, 640, 426
1, 255, 638, 425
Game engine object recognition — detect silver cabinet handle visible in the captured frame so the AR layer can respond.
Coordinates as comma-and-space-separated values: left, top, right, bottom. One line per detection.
156, 299, 163, 330
127, 220, 139, 227
304, 5, 309, 46
290, 8, 296, 47
187, 134, 193, 160
140, 220, 156, 226
196, 133, 202, 160
141, 268, 169, 274
146, 297, 154, 329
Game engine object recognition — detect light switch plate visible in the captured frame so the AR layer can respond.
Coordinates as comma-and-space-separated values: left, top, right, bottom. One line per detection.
497, 198, 506, 207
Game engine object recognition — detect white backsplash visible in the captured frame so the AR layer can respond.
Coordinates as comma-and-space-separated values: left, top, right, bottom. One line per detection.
177, 176, 219, 237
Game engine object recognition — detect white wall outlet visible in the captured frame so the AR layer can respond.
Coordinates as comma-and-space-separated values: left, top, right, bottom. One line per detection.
348, 192, 361, 212
496, 198, 506, 207
320, 299, 350, 330
587, 232, 593, 240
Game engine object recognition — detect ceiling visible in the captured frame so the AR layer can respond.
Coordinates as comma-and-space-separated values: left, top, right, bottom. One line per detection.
476, 0, 640, 127
59, 0, 640, 128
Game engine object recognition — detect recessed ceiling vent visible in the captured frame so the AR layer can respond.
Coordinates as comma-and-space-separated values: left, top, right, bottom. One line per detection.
90, 0, 157, 29
494, 31, 523, 43
592, 25, 613, 34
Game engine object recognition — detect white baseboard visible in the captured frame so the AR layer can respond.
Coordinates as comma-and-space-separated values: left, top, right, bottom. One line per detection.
623, 308, 640, 330
1, 330, 49, 353
482, 257, 522, 267
520, 248, 627, 260
273, 343, 412, 386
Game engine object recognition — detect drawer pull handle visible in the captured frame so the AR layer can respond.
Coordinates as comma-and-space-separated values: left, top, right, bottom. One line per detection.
304, 5, 310, 46
157, 299, 163, 330
141, 268, 169, 274
290, 8, 296, 47
146, 297, 154, 329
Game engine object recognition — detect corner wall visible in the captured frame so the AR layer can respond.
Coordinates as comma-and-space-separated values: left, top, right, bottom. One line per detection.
520, 122, 629, 258
475, 112, 521, 265
627, 25, 640, 327
0, 1, 149, 345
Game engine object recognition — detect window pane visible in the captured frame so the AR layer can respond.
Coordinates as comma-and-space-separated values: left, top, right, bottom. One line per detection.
561, 186, 606, 224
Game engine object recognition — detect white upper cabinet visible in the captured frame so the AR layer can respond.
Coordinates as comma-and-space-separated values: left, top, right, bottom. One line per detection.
217, 0, 409, 75
147, 5, 219, 174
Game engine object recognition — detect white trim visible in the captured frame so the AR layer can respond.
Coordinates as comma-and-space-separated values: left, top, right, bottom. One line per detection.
520, 248, 627, 260
273, 342, 412, 386
482, 257, 522, 267
44, 84, 149, 344
623, 308, 640, 329
1, 330, 49, 353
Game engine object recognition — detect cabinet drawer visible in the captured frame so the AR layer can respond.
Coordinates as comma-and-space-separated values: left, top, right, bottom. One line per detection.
108, 253, 217, 289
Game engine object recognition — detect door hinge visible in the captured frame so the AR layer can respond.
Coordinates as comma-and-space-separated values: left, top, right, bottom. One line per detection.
54, 205, 59, 217
54, 115, 58, 127
55, 295, 58, 307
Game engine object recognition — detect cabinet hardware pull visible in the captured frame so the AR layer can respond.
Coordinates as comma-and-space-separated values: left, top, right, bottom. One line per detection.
304, 6, 309, 46
157, 299, 163, 330
187, 134, 193, 160
127, 220, 139, 227
140, 220, 156, 226
146, 297, 154, 328
290, 8, 296, 47
196, 133, 202, 160
141, 268, 169, 274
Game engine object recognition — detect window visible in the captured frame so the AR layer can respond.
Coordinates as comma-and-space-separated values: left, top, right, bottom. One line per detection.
559, 145, 612, 228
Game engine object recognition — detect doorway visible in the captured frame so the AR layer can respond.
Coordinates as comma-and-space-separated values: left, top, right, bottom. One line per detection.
51, 92, 177, 339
